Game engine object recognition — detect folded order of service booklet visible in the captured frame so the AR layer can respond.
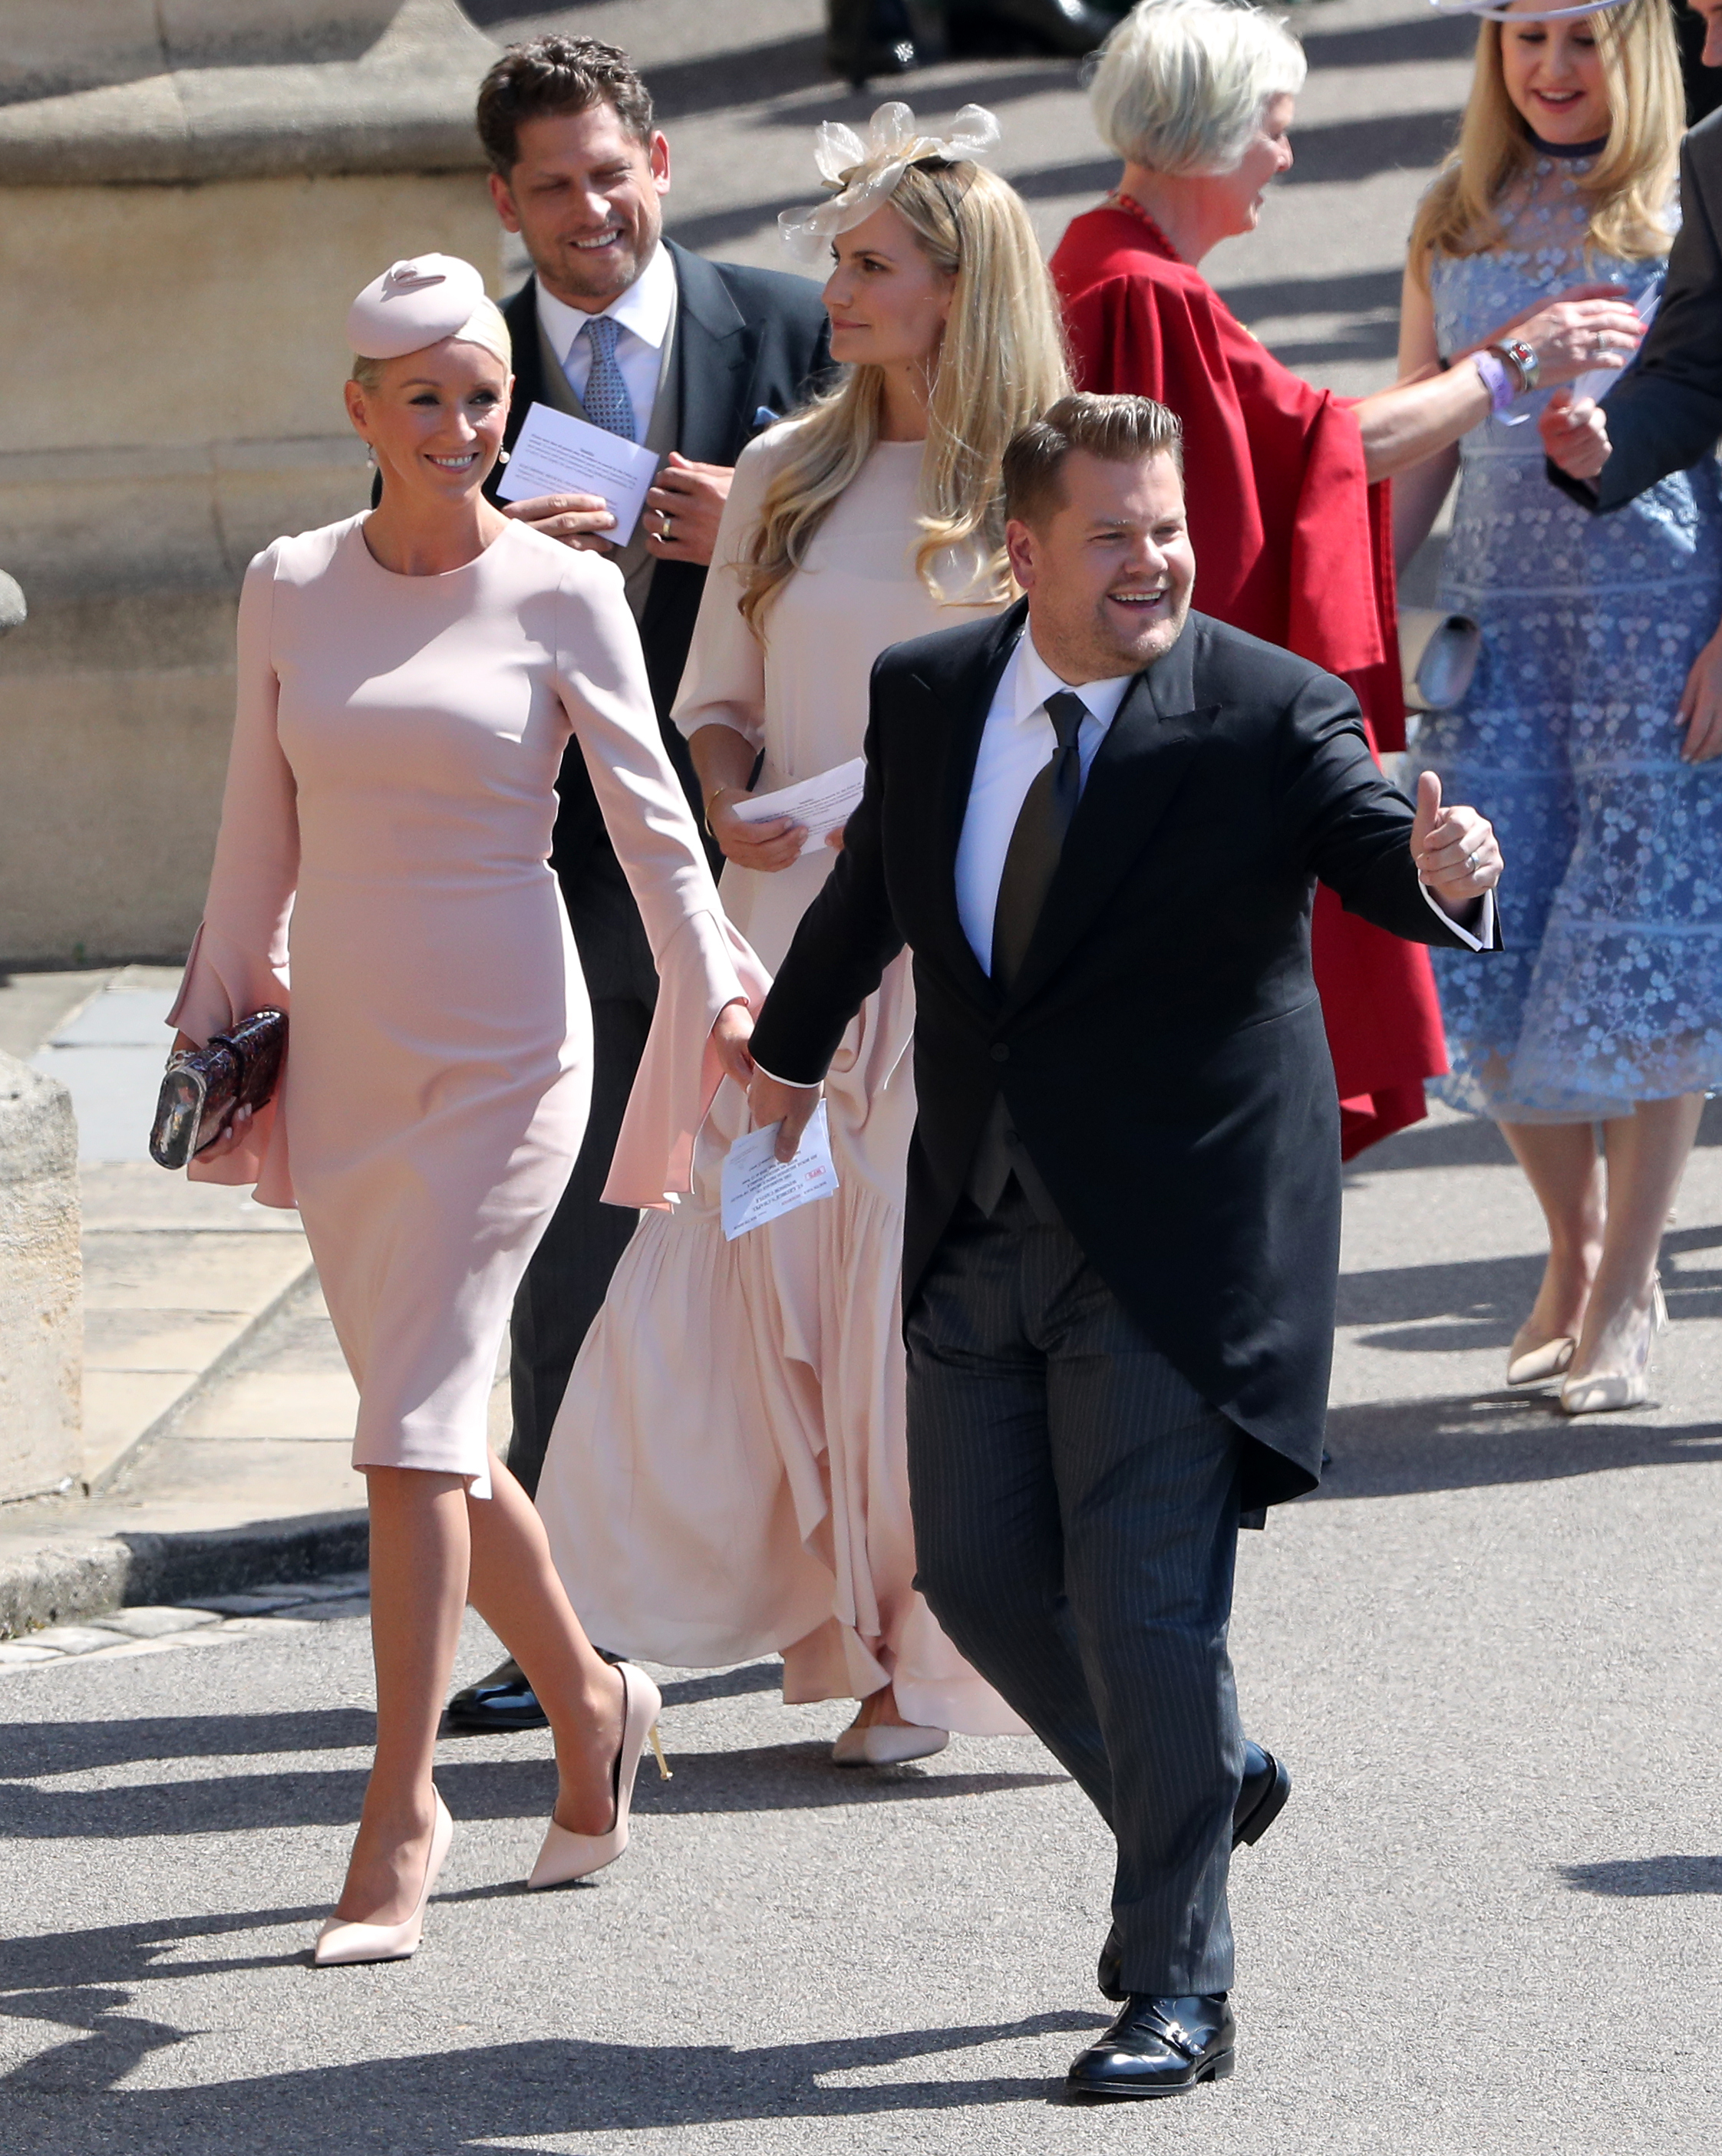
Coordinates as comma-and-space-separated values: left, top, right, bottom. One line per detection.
496, 401, 660, 543
721, 1100, 840, 1240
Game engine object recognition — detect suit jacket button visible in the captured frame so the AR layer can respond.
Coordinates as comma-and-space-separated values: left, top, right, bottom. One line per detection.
991, 1043, 1009, 1063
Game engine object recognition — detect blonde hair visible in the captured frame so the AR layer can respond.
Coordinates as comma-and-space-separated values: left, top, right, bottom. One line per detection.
737, 159, 1070, 634
1410, 0, 1681, 280
348, 296, 513, 390
1087, 0, 1306, 178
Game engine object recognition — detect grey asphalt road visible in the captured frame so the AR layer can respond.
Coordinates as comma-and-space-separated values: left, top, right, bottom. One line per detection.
5, 1099, 1722, 2154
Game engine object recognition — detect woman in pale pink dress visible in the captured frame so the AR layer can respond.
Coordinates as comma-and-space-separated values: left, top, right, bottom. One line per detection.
536, 111, 1069, 1762
170, 257, 754, 1961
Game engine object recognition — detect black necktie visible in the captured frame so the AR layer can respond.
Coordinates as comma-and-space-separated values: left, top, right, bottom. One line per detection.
990, 689, 1087, 990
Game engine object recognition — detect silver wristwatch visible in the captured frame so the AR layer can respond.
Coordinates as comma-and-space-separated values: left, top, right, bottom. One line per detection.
1489, 338, 1539, 396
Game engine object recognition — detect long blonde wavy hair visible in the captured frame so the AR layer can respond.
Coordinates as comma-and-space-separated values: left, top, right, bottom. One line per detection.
1409, 0, 1682, 282
737, 157, 1070, 635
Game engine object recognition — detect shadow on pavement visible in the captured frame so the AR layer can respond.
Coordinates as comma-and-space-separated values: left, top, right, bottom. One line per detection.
1558, 1856, 1722, 1897
1316, 1394, 1722, 1501
0, 1741, 1064, 1838
0, 1972, 1103, 2151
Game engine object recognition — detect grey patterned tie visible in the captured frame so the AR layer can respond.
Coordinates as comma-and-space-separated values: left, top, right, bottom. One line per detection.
990, 689, 1089, 990
580, 315, 637, 441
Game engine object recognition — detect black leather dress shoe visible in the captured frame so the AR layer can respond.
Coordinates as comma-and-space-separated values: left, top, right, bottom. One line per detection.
1067, 1993, 1235, 2100
444, 1657, 549, 1735
1096, 1743, 1288, 2000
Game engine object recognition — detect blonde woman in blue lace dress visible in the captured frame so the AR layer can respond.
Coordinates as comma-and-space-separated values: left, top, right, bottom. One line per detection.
1395, 0, 1722, 1413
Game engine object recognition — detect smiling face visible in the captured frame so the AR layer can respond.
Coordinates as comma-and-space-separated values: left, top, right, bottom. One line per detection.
820, 200, 956, 374
1008, 449, 1196, 681
345, 341, 510, 509
1499, 4, 1613, 143
1205, 91, 1295, 239
489, 103, 669, 311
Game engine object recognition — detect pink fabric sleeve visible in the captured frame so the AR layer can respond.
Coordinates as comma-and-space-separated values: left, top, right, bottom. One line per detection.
668, 429, 783, 750
549, 555, 764, 1207
164, 546, 298, 1206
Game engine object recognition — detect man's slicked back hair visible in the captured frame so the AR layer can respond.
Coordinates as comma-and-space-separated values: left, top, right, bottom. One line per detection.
477, 35, 655, 178
1001, 392, 1184, 529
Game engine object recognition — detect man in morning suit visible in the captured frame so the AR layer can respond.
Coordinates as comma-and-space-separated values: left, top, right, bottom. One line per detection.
447, 37, 830, 1735
1542, 0, 1722, 518
746, 394, 1503, 2101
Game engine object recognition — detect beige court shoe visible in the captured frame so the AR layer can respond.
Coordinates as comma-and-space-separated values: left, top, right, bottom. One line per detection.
1506, 1330, 1575, 1387
1559, 1275, 1668, 1417
314, 1788, 453, 1966
527, 1662, 667, 1890
832, 1721, 950, 1767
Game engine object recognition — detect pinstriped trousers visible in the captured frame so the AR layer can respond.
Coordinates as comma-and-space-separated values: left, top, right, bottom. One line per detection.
904, 1187, 1244, 1996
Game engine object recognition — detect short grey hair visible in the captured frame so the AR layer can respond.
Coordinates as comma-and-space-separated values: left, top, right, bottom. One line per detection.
1087, 0, 1307, 179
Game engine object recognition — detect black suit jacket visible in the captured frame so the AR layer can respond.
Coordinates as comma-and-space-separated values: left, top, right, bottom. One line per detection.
1547, 109, 1722, 513
748, 603, 1500, 1513
493, 241, 830, 998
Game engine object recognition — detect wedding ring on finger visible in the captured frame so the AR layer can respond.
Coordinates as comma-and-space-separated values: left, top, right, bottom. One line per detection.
1466, 849, 1480, 872
660, 511, 675, 541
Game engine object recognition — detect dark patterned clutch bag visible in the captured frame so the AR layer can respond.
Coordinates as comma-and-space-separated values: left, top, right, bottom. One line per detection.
149, 1010, 287, 1169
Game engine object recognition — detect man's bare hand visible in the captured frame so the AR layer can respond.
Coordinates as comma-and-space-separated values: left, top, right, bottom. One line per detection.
645, 455, 732, 567
1539, 388, 1611, 480
1411, 770, 1501, 920
500, 491, 617, 550
749, 1069, 822, 1162
711, 998, 756, 1088
708, 790, 806, 872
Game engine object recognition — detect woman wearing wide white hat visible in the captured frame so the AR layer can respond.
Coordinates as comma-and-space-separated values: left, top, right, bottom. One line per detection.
169, 255, 757, 1960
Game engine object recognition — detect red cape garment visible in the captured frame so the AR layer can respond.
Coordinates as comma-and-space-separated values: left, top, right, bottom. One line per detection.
1052, 203, 1447, 1158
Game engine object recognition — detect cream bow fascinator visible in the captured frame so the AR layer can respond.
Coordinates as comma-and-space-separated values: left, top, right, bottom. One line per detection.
778, 101, 1002, 264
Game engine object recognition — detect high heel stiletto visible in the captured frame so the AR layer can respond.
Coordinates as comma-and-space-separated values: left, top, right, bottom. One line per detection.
1559, 1274, 1667, 1416
527, 1662, 664, 1889
1506, 1330, 1575, 1387
314, 1788, 453, 1966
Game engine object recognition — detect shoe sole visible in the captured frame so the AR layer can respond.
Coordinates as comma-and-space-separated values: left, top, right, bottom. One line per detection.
1067, 2050, 1235, 2100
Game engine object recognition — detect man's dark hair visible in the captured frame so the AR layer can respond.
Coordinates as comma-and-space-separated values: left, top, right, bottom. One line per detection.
476, 35, 655, 178
1002, 393, 1185, 529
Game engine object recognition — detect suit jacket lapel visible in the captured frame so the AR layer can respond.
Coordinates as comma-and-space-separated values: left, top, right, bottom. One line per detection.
1004, 627, 1213, 1012
667, 242, 750, 465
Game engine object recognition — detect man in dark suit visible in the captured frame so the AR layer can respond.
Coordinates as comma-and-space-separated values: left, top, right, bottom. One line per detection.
1542, 0, 1722, 512
447, 36, 830, 1735
746, 394, 1503, 2100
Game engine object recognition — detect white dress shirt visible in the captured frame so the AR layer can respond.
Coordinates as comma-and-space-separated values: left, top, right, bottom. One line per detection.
955, 631, 1134, 972
534, 240, 677, 443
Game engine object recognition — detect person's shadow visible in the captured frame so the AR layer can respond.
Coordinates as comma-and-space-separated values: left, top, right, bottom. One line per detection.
0, 1898, 1104, 2148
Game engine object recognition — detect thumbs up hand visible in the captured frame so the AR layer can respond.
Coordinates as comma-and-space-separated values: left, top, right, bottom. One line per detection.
1411, 769, 1500, 921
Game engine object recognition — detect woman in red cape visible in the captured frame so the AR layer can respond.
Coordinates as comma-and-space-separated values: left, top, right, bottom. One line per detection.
1054, 0, 1642, 1153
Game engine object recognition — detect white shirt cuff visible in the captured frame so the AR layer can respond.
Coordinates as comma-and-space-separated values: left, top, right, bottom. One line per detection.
1422, 882, 1496, 951
751, 1059, 822, 1089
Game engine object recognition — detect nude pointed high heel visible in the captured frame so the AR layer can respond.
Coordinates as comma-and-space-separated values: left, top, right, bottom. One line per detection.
831, 1722, 949, 1767
1559, 1275, 1667, 1417
527, 1662, 664, 1890
1506, 1330, 1575, 1387
314, 1788, 453, 1966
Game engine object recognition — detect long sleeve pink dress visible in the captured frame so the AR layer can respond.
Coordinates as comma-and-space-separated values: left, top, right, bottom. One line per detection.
168, 513, 747, 1498
534, 426, 1026, 1734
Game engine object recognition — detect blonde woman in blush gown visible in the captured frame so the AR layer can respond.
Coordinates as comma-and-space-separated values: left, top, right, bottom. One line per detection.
535, 110, 1070, 1763
169, 256, 755, 1962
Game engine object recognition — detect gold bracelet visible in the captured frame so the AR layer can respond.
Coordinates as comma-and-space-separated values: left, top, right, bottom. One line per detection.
703, 783, 729, 838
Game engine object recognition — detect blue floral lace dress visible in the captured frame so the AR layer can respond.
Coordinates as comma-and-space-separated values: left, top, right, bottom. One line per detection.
1422, 153, 1722, 1119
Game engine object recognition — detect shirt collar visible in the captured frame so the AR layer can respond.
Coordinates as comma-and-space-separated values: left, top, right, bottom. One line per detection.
535, 239, 677, 365
1013, 626, 1136, 731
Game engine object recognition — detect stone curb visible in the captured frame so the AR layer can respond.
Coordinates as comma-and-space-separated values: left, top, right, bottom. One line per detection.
0, 1507, 366, 1639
